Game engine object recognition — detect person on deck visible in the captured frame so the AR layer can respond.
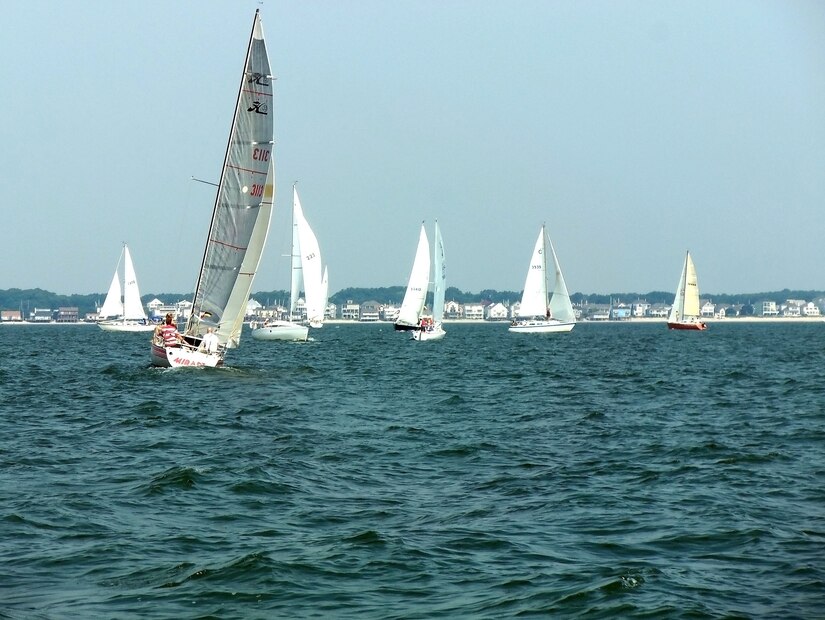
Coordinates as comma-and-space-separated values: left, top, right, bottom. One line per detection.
156, 313, 183, 347
199, 327, 220, 353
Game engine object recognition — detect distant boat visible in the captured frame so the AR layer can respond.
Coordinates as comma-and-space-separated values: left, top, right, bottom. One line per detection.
509, 224, 576, 334
395, 222, 431, 332
412, 220, 446, 341
667, 250, 707, 331
251, 184, 328, 342
150, 10, 274, 367
97, 244, 154, 332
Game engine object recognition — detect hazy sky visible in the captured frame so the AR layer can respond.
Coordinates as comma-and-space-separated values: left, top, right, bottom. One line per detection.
3, 1, 824, 296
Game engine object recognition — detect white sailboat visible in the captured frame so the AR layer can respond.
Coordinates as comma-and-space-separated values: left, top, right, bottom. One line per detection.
667, 250, 707, 331
97, 244, 154, 332
251, 184, 328, 341
151, 10, 274, 367
509, 224, 576, 334
413, 220, 446, 341
395, 223, 431, 332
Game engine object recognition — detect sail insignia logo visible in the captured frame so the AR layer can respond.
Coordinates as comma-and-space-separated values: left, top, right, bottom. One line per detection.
247, 101, 268, 115
247, 73, 270, 114
248, 72, 270, 86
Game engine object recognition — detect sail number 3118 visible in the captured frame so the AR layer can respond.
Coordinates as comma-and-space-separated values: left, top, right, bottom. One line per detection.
252, 148, 271, 162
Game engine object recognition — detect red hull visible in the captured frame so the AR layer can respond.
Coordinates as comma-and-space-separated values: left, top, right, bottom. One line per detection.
667, 321, 707, 331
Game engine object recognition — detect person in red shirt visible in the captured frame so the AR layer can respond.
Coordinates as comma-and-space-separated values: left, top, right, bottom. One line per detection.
155, 313, 183, 347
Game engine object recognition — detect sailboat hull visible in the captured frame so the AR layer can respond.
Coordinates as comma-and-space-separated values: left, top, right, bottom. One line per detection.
667, 321, 707, 331
98, 320, 155, 333
394, 323, 419, 332
508, 319, 575, 334
150, 341, 223, 368
412, 324, 446, 341
250, 320, 309, 342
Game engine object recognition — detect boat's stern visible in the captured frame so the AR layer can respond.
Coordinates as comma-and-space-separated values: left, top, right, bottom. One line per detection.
150, 341, 223, 368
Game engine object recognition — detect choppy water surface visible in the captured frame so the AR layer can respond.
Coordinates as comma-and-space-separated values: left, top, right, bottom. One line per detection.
1, 322, 823, 618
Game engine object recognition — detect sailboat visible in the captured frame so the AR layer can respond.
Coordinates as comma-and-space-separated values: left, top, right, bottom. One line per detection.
412, 220, 446, 341
395, 223, 431, 332
150, 10, 274, 367
97, 244, 154, 332
251, 184, 328, 341
667, 250, 707, 330
509, 224, 576, 334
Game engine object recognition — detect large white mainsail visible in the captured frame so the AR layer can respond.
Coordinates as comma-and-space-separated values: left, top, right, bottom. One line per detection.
294, 186, 326, 327
396, 223, 431, 328
683, 252, 701, 318
517, 227, 549, 317
122, 245, 148, 321
185, 10, 274, 348
288, 193, 303, 320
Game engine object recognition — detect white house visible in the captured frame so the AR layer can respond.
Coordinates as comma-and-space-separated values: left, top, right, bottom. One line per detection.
760, 301, 779, 316
803, 302, 821, 317
701, 301, 715, 318
485, 302, 509, 321
463, 303, 484, 320
341, 300, 360, 320
380, 304, 400, 322
246, 298, 263, 316
444, 300, 462, 319
632, 301, 650, 317
146, 299, 192, 320
359, 301, 381, 322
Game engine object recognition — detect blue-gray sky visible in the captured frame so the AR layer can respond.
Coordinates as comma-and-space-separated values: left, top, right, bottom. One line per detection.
3, 1, 824, 296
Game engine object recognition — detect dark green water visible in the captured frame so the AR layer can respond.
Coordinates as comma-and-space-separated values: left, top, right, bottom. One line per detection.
1, 322, 823, 618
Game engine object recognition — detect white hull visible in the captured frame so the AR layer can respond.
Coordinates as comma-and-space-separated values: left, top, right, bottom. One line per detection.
508, 319, 576, 334
250, 320, 309, 342
98, 320, 155, 333
412, 324, 446, 341
150, 341, 223, 368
